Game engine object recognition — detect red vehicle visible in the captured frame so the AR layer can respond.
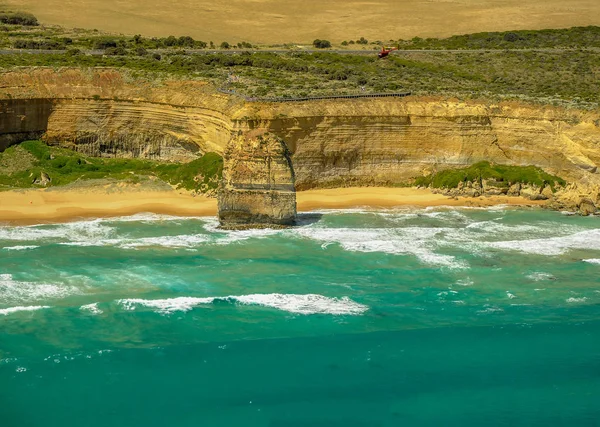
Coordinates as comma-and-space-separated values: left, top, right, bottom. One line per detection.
378, 46, 398, 58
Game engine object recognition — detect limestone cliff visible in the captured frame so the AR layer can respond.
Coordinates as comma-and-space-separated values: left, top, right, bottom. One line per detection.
1, 68, 599, 212
234, 100, 600, 191
0, 69, 237, 160
218, 129, 296, 229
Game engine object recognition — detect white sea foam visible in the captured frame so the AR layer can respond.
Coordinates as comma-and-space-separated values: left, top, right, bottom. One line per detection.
476, 305, 504, 314
2, 245, 39, 251
80, 303, 103, 315
506, 292, 517, 299
307, 208, 380, 215
526, 272, 556, 281
0, 219, 114, 244
566, 297, 588, 303
583, 259, 600, 265
99, 213, 205, 223
0, 273, 80, 304
488, 229, 600, 255
0, 305, 50, 316
464, 220, 540, 235
295, 226, 467, 269
201, 218, 285, 245
118, 293, 368, 315
116, 234, 211, 249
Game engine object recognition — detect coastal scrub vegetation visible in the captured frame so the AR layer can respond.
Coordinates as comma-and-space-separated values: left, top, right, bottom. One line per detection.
415, 161, 566, 190
0, 47, 596, 108
396, 26, 600, 50
0, 140, 223, 193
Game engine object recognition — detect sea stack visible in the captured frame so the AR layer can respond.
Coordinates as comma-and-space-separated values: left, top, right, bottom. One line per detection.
218, 129, 297, 229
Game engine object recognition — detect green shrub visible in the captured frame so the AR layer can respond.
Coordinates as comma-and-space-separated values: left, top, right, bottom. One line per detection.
416, 161, 566, 189
104, 46, 127, 56
313, 39, 331, 48
13, 39, 65, 49
0, 12, 38, 26
94, 38, 117, 49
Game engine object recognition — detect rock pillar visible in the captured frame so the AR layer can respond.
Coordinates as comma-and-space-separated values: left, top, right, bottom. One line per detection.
218, 129, 296, 229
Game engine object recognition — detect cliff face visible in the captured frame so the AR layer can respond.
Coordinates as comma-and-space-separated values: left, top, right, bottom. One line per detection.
237, 100, 600, 191
218, 129, 296, 229
1, 69, 599, 211
0, 98, 53, 151
44, 100, 232, 161
0, 69, 237, 160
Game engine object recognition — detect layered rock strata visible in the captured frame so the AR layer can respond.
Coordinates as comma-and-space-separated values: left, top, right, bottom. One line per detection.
1, 69, 599, 212
218, 129, 296, 229
44, 100, 232, 161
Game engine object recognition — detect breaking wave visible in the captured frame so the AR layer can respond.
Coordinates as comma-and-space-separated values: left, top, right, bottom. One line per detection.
0, 273, 80, 305
296, 226, 467, 269
526, 272, 556, 281
1, 245, 39, 251
488, 229, 600, 255
0, 305, 50, 316
117, 293, 368, 315
80, 303, 103, 315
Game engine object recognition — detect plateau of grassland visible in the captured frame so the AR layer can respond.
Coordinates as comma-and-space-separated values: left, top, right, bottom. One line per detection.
2, 0, 600, 44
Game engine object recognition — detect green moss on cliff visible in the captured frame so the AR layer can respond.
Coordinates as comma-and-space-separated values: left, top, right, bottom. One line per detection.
0, 140, 222, 192
415, 161, 566, 189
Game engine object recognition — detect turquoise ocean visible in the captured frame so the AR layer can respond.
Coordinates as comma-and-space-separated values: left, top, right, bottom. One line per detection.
1, 207, 600, 426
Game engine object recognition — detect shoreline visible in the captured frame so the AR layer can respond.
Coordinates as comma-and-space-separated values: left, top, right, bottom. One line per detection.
0, 187, 547, 225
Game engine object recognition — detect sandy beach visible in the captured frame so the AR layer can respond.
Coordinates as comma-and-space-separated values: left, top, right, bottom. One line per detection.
0, 186, 546, 225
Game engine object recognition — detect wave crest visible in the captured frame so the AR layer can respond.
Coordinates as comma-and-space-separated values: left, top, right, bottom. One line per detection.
0, 305, 50, 316
117, 293, 368, 315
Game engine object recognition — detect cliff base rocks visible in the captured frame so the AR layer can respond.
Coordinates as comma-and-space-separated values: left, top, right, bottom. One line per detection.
433, 180, 600, 216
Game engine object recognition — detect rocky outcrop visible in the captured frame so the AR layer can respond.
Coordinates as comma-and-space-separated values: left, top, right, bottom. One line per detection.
433, 181, 556, 200
218, 129, 296, 229
549, 183, 600, 215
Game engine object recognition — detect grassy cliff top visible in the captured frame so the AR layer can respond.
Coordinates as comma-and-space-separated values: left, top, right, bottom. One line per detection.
0, 16, 598, 108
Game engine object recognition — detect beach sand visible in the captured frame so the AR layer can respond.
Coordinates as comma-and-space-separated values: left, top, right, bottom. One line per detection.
0, 186, 546, 225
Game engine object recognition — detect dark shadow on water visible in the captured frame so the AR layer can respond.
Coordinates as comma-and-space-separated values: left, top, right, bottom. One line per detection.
295, 213, 323, 227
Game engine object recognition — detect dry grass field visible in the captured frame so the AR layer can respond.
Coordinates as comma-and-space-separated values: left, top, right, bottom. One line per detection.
2, 0, 600, 44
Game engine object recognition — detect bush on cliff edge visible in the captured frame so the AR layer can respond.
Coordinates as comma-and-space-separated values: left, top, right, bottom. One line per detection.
415, 161, 566, 190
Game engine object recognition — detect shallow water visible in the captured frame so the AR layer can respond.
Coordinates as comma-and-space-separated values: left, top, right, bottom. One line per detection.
1, 207, 600, 426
